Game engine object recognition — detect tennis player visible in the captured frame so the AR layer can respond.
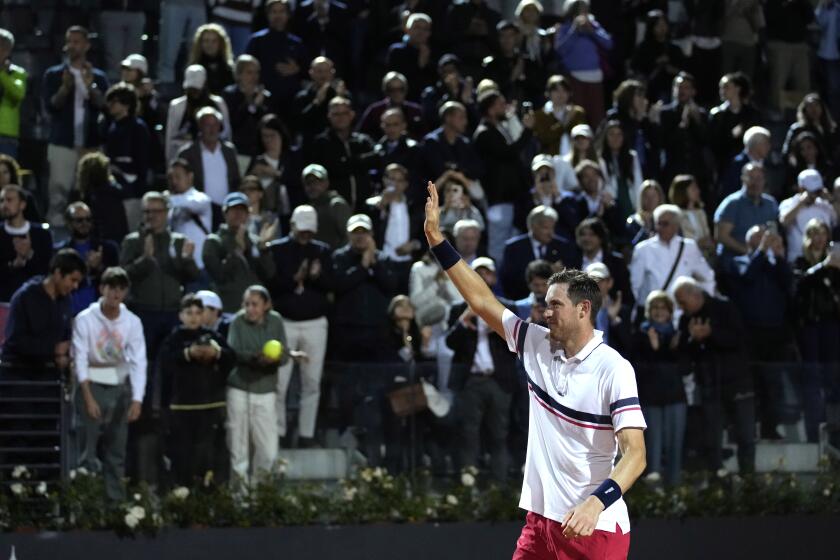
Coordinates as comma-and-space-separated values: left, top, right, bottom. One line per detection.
423, 182, 647, 559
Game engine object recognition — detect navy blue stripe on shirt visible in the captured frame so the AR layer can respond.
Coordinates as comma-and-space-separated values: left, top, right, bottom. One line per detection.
527, 375, 612, 426
610, 397, 640, 412
516, 320, 529, 358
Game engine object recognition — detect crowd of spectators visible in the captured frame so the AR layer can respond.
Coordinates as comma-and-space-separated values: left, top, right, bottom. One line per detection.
1, 0, 840, 496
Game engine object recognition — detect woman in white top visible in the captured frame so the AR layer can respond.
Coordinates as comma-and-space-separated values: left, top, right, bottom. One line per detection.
555, 124, 608, 194
599, 120, 642, 221
668, 174, 714, 261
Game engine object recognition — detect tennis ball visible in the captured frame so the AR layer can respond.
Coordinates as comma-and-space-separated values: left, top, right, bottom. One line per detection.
263, 339, 283, 361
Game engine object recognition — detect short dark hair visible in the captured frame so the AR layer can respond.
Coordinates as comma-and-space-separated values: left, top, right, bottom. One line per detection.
169, 157, 193, 174
50, 248, 87, 276
66, 25, 90, 40
575, 217, 611, 251
100, 266, 130, 289
257, 113, 290, 151
180, 293, 204, 311
525, 259, 553, 284
478, 89, 503, 116
105, 82, 138, 116
547, 269, 602, 325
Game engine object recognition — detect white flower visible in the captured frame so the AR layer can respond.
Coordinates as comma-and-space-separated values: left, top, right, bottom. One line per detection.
343, 486, 358, 501
152, 513, 163, 526
382, 481, 394, 490
11, 466, 28, 480
823, 488, 832, 497
124, 513, 139, 529
77, 467, 90, 476
172, 487, 190, 500
128, 505, 146, 520
276, 462, 287, 476
460, 472, 475, 487
133, 493, 142, 502
360, 469, 373, 483
373, 467, 384, 479
36, 482, 47, 496
445, 494, 458, 506
390, 509, 401, 519
425, 507, 435, 517
69, 470, 77, 480
10, 483, 24, 496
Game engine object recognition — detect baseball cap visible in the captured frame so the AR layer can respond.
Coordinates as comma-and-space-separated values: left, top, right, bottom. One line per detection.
183, 64, 207, 90
222, 191, 249, 211
302, 163, 328, 181
195, 290, 222, 310
798, 169, 824, 193
571, 124, 593, 139
531, 154, 554, 172
585, 262, 611, 280
470, 256, 496, 272
291, 205, 318, 233
437, 53, 461, 69
346, 213, 373, 232
121, 54, 148, 75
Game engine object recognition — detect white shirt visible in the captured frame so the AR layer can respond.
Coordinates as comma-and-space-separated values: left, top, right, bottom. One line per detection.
501, 309, 646, 533
200, 142, 229, 205
551, 155, 579, 194
168, 186, 213, 269
68, 66, 89, 148
383, 199, 411, 262
629, 234, 715, 304
471, 318, 494, 374
72, 301, 147, 402
530, 235, 548, 260
779, 195, 837, 263
582, 249, 604, 270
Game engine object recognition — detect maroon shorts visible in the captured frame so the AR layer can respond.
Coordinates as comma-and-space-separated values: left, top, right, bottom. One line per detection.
512, 511, 630, 560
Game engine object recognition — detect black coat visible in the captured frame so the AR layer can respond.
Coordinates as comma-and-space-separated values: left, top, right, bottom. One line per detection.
472, 119, 532, 206
331, 245, 398, 328
445, 300, 518, 393
160, 326, 236, 408
0, 222, 53, 303
633, 328, 685, 406
308, 129, 378, 211
498, 233, 579, 300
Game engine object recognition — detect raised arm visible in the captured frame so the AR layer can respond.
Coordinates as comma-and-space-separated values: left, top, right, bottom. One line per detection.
424, 181, 506, 337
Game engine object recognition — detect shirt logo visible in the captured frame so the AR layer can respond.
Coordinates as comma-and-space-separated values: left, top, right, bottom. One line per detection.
605, 487, 614, 494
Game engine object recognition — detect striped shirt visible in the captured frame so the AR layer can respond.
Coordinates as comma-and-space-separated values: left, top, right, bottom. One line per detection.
502, 309, 646, 534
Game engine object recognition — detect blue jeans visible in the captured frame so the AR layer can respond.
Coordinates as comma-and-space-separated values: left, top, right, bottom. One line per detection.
798, 320, 840, 442
486, 203, 516, 265
157, 2, 207, 83
643, 402, 687, 485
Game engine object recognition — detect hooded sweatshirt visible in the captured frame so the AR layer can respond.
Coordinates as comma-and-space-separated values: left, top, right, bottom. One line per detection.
72, 300, 147, 402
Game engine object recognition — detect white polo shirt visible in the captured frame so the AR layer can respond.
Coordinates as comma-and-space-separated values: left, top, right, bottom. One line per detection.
502, 309, 646, 534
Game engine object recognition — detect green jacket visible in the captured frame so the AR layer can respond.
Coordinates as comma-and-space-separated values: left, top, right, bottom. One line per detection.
227, 309, 290, 394
202, 224, 276, 313
120, 229, 200, 312
0, 64, 27, 139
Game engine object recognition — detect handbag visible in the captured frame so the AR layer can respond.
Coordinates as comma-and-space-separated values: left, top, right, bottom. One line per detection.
387, 383, 428, 417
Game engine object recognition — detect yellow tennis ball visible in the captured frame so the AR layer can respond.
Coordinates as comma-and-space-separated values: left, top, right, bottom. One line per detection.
263, 339, 283, 360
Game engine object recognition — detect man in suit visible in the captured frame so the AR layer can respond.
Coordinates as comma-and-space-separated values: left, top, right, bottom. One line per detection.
446, 256, 516, 482
421, 101, 484, 186
374, 108, 424, 201
385, 12, 437, 100
498, 205, 578, 300
176, 106, 241, 228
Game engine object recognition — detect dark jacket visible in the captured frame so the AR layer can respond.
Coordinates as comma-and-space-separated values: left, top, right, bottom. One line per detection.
268, 235, 334, 321
499, 233, 579, 300
386, 42, 437, 100
41, 63, 109, 148
421, 126, 484, 183
480, 54, 544, 105
307, 190, 353, 250
1, 276, 72, 363
708, 102, 763, 173
221, 84, 272, 157
731, 250, 793, 327
196, 57, 234, 96
0, 222, 53, 302
176, 139, 241, 209
472, 119, 532, 206
291, 83, 348, 142
793, 257, 840, 324
69, 180, 128, 245
658, 101, 710, 184
445, 300, 518, 393
245, 29, 306, 116
368, 197, 426, 260
308, 129, 378, 211
633, 326, 685, 406
104, 115, 151, 199
55, 237, 120, 316
677, 293, 753, 397
356, 98, 425, 140
374, 134, 425, 201
160, 326, 236, 408
331, 245, 397, 328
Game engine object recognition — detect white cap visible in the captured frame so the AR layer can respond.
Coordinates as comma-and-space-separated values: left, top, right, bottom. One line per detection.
798, 169, 824, 193
585, 262, 611, 280
470, 256, 496, 272
291, 205, 318, 233
183, 64, 207, 90
195, 290, 222, 310
121, 54, 148, 75
531, 154, 554, 172
346, 213, 373, 232
571, 124, 593, 138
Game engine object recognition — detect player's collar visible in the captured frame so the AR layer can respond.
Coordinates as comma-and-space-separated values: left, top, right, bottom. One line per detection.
552, 330, 604, 363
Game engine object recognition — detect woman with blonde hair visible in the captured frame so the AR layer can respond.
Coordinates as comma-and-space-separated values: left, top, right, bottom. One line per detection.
189, 23, 235, 95
669, 174, 713, 259
72, 152, 128, 243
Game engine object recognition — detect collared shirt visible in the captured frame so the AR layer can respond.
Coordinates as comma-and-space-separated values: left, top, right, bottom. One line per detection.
582, 249, 604, 270
629, 234, 716, 304
502, 310, 646, 534
530, 235, 547, 260
778, 194, 837, 262
200, 142, 229, 205
383, 199, 411, 262
470, 317, 494, 374
168, 186, 213, 269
